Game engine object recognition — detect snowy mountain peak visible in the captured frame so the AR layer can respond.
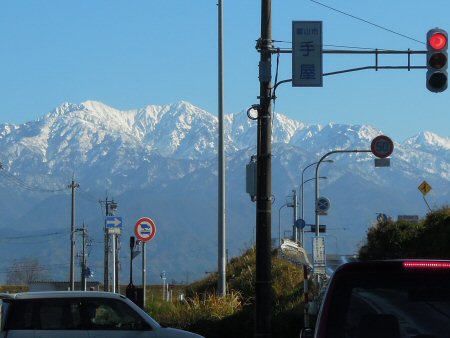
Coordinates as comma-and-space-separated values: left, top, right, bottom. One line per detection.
404, 131, 450, 150
0, 100, 449, 284
1, 100, 449, 180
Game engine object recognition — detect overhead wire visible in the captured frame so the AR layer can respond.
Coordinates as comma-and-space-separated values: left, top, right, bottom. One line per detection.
0, 231, 69, 241
271, 1, 427, 99
307, 0, 425, 45
0, 164, 66, 193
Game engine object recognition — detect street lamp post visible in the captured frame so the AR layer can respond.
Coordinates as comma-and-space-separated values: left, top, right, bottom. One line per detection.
278, 203, 288, 247
300, 160, 332, 246
314, 150, 371, 237
291, 190, 298, 243
314, 150, 371, 283
299, 176, 326, 245
301, 161, 333, 220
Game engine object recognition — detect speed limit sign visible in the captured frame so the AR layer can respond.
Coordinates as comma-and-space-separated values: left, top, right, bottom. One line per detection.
371, 135, 394, 158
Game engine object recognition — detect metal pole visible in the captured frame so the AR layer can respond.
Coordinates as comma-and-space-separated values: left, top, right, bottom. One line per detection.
68, 179, 79, 291
217, 0, 227, 298
301, 163, 320, 248
82, 223, 87, 291
301, 161, 332, 240
314, 150, 371, 284
292, 190, 298, 242
142, 242, 146, 307
111, 233, 116, 293
104, 198, 109, 292
70, 182, 75, 291
300, 176, 326, 244
301, 169, 306, 247
255, 0, 272, 336
115, 235, 120, 293
314, 151, 370, 236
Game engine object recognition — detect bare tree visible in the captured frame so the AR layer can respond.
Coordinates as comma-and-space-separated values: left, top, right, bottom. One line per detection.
6, 258, 48, 285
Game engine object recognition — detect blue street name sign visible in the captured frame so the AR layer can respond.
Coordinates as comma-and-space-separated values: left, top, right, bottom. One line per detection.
292, 21, 323, 87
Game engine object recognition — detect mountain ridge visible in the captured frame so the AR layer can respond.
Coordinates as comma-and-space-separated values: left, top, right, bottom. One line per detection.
0, 100, 448, 283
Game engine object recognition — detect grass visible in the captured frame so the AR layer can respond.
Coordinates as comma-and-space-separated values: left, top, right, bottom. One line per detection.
0, 247, 308, 337
0, 285, 28, 293
146, 247, 308, 338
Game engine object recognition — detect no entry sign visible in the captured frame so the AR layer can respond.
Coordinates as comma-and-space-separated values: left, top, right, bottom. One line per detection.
134, 217, 156, 242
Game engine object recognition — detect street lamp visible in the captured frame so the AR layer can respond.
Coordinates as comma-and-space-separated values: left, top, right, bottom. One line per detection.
314, 149, 371, 283
301, 160, 333, 220
300, 160, 333, 246
314, 151, 371, 237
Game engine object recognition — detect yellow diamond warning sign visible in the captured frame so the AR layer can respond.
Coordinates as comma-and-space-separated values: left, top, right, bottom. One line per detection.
418, 181, 432, 196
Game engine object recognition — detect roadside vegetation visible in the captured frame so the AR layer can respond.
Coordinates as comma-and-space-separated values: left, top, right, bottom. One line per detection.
2, 208, 448, 337
147, 247, 307, 338
0, 285, 28, 293
359, 206, 450, 259
148, 207, 450, 337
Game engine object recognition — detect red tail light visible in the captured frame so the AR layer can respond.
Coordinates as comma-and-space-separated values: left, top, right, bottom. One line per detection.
403, 261, 450, 269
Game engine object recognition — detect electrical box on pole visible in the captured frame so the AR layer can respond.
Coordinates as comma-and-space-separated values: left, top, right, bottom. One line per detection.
246, 156, 257, 202
426, 28, 448, 92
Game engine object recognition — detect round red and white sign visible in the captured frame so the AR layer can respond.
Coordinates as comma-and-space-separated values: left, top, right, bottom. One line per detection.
371, 135, 394, 158
134, 217, 156, 242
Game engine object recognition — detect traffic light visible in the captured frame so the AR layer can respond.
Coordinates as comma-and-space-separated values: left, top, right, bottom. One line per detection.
426, 28, 448, 92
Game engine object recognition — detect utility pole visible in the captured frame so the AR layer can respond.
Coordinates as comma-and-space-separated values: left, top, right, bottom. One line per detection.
115, 235, 120, 293
104, 198, 110, 291
255, 0, 273, 337
80, 222, 87, 291
100, 197, 118, 292
217, 0, 227, 297
68, 178, 79, 291
142, 240, 147, 306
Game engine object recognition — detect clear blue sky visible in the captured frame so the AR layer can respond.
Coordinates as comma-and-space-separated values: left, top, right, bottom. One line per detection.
1, 0, 449, 142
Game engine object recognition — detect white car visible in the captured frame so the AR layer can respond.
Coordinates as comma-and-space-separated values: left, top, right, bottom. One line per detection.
0, 291, 204, 338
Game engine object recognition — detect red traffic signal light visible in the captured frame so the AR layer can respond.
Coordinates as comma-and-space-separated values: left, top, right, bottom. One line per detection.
427, 28, 448, 93
429, 32, 447, 50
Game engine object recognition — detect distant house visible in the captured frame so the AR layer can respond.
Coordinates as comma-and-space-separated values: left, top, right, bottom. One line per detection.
29, 281, 101, 292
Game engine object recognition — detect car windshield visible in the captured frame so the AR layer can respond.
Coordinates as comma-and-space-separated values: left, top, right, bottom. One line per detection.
3, 297, 151, 331
323, 269, 450, 338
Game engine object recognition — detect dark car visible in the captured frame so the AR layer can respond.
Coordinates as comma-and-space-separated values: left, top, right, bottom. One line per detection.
303, 260, 450, 338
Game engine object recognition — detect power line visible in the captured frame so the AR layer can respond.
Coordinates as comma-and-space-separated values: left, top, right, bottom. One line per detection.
0, 231, 69, 242
0, 234, 69, 245
308, 0, 425, 45
0, 168, 66, 193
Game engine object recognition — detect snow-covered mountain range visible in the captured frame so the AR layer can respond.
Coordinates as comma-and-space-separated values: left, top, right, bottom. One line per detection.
0, 101, 449, 283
